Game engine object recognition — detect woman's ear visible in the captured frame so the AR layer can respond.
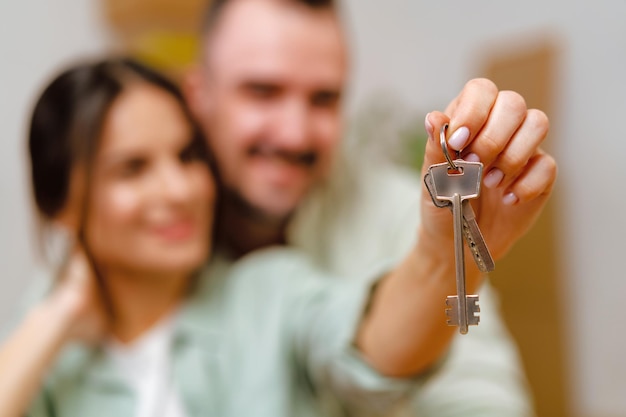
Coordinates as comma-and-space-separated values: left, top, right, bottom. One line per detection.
182, 65, 212, 120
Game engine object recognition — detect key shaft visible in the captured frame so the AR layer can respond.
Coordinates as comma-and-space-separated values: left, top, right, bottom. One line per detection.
452, 193, 469, 333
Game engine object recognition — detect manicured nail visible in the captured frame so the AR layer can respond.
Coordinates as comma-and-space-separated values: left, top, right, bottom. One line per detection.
448, 126, 470, 150
484, 168, 504, 188
503, 192, 519, 205
424, 113, 434, 140
464, 153, 480, 163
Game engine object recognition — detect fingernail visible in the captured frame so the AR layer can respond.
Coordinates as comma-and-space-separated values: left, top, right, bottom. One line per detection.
503, 192, 519, 205
424, 113, 434, 140
464, 153, 480, 163
448, 126, 470, 150
484, 168, 504, 188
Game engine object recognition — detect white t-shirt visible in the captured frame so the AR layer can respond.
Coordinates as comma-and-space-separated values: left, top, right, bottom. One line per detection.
105, 316, 187, 417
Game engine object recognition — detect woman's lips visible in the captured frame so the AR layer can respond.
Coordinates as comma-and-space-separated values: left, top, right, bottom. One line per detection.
152, 219, 196, 242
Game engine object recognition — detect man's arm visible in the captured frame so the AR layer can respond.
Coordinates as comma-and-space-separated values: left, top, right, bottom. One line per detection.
356, 79, 556, 377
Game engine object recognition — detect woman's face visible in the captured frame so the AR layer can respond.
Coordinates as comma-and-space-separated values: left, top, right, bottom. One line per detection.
81, 83, 214, 277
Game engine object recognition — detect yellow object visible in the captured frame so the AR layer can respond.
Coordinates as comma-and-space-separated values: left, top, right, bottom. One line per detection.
130, 31, 199, 75
102, 0, 208, 77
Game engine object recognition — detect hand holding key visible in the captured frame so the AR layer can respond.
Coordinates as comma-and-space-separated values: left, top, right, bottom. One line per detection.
420, 79, 556, 273
417, 79, 556, 334
356, 79, 556, 376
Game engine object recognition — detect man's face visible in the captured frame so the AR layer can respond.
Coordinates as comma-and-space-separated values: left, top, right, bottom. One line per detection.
193, 0, 348, 222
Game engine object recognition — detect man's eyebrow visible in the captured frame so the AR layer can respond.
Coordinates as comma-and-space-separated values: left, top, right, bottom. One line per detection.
238, 80, 285, 95
314, 88, 341, 96
240, 79, 282, 87
311, 87, 342, 101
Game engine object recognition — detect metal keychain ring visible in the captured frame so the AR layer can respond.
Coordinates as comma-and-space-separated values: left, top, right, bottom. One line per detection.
440, 123, 458, 170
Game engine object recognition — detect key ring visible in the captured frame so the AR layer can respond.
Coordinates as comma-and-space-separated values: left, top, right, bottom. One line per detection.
440, 123, 458, 170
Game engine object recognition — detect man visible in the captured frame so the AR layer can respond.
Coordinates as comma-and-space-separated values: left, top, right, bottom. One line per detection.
184, 0, 556, 415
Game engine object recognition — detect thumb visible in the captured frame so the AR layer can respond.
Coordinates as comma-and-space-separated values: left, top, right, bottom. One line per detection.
421, 111, 453, 176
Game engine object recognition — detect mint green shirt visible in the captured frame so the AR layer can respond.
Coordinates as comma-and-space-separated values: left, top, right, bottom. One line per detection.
25, 248, 420, 417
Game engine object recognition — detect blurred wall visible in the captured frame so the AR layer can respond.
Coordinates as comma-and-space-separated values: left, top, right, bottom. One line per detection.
0, 1, 112, 319
1, 1, 625, 417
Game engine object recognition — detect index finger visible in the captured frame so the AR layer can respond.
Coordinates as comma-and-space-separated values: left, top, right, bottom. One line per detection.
446, 78, 499, 151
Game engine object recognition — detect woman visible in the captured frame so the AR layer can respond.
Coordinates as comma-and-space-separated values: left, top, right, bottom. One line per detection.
0, 57, 445, 417
0, 57, 215, 416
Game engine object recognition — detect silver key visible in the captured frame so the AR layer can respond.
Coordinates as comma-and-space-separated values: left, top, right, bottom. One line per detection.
428, 160, 482, 334
424, 172, 495, 272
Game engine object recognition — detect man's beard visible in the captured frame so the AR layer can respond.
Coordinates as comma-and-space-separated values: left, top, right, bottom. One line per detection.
249, 144, 318, 168
218, 183, 294, 229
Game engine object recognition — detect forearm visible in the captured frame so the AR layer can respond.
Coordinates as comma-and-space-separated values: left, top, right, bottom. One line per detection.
0, 298, 74, 417
356, 227, 482, 377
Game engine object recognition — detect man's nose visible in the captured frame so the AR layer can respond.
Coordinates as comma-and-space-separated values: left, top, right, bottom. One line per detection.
273, 99, 313, 150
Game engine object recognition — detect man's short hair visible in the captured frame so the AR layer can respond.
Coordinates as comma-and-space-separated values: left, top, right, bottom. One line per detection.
201, 0, 336, 35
